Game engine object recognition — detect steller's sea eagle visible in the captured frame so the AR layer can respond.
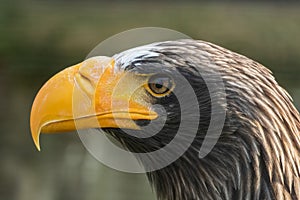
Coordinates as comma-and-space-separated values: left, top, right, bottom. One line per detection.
30, 39, 300, 200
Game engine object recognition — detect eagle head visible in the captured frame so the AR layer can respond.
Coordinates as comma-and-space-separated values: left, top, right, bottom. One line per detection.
30, 39, 300, 200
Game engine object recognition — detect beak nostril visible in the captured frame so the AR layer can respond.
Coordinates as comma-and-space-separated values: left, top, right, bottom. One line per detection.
75, 73, 95, 97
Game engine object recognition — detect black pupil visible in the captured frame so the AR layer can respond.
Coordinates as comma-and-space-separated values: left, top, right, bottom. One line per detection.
155, 83, 163, 89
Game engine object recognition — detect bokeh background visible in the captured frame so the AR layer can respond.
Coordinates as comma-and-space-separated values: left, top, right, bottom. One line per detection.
1, 1, 300, 200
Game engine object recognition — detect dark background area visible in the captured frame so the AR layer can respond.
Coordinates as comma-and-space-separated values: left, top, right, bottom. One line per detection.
0, 1, 299, 200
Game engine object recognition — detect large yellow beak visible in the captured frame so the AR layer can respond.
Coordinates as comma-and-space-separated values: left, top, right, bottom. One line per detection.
30, 56, 157, 151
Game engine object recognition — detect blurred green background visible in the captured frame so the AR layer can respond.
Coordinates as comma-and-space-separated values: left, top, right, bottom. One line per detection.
1, 1, 299, 200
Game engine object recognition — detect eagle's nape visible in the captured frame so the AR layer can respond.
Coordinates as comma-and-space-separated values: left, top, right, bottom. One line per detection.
30, 39, 300, 200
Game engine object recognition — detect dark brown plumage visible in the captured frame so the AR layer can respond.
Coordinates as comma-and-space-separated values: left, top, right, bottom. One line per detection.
107, 40, 300, 200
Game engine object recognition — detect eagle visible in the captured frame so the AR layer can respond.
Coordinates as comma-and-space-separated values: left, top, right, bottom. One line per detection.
30, 39, 300, 200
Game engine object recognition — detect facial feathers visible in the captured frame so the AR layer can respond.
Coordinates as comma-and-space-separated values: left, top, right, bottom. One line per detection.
109, 39, 300, 200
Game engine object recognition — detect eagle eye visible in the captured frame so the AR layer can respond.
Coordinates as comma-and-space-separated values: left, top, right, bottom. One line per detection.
146, 74, 174, 97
